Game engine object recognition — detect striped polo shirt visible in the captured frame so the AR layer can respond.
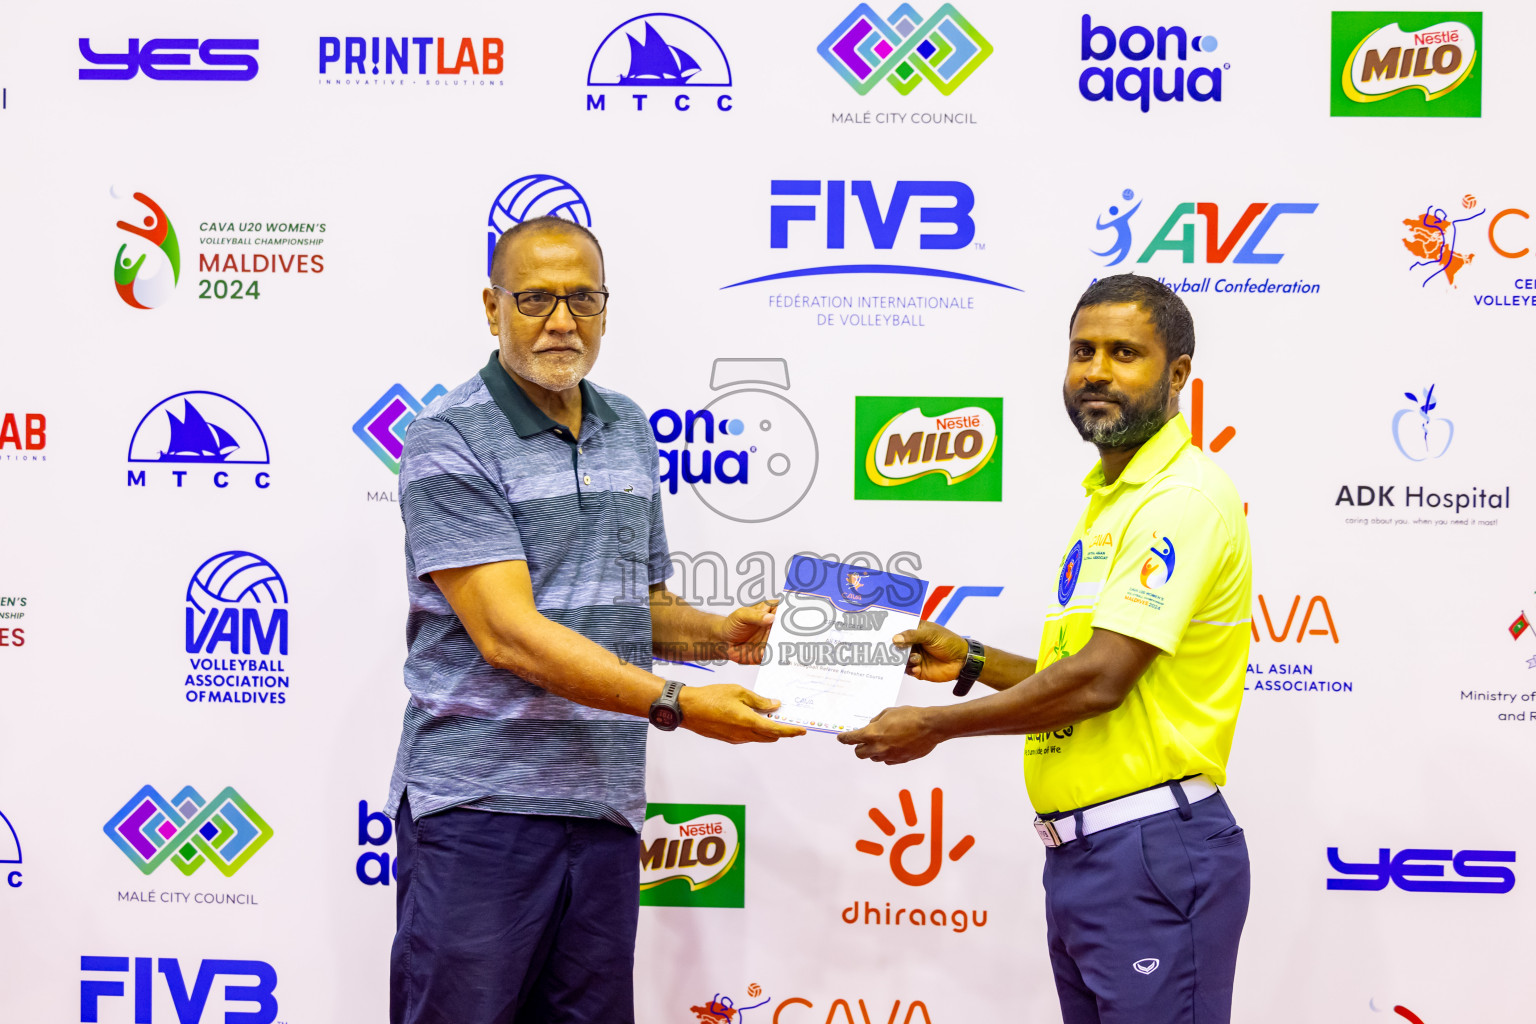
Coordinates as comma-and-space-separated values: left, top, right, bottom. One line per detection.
386, 351, 672, 831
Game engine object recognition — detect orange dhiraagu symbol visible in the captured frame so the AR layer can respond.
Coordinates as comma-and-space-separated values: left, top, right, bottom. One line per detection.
1189, 378, 1234, 453
856, 788, 974, 886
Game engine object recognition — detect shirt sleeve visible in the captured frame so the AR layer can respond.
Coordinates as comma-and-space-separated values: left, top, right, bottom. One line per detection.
1091, 484, 1233, 655
399, 414, 526, 581
645, 429, 674, 587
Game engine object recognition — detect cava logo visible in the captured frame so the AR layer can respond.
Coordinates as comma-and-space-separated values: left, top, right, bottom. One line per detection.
487, 174, 591, 275
127, 392, 272, 490
1331, 12, 1481, 117
855, 396, 1001, 501
639, 804, 745, 908
183, 552, 291, 706
1398, 194, 1535, 305
104, 785, 273, 877
586, 14, 733, 113
819, 4, 992, 95
113, 189, 179, 310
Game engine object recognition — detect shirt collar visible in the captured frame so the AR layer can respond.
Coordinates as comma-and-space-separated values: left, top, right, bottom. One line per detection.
1080, 413, 1191, 495
478, 350, 619, 439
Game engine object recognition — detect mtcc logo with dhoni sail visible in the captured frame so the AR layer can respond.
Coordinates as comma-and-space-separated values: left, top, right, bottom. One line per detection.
586, 13, 733, 112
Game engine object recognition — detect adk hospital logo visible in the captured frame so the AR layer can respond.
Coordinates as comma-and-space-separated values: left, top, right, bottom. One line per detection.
650, 358, 819, 524
639, 804, 746, 908
586, 13, 733, 113
183, 552, 291, 707
855, 396, 1002, 502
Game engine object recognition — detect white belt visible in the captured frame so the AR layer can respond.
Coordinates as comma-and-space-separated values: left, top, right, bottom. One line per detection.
1033, 776, 1219, 848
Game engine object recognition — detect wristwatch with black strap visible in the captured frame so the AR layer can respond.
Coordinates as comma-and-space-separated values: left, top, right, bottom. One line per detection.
952, 637, 987, 696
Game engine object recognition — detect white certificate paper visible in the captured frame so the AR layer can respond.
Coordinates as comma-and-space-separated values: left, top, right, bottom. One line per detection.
752, 555, 929, 734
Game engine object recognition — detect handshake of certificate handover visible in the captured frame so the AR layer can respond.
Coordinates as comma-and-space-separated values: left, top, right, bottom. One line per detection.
672, 593, 972, 767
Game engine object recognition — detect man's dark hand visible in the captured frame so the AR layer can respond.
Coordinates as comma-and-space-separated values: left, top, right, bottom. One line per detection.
892, 620, 969, 682
838, 706, 941, 764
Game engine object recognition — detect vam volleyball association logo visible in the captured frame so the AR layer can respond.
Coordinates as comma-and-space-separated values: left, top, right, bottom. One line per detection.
111, 187, 179, 309
486, 174, 591, 275
184, 551, 291, 707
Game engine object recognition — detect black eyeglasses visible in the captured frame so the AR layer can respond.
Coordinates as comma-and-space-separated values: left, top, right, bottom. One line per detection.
491, 285, 609, 318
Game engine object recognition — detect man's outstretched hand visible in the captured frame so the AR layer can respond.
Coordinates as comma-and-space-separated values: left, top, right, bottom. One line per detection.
839, 706, 940, 764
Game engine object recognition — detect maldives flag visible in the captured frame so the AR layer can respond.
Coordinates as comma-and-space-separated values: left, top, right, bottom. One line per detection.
1512, 613, 1531, 640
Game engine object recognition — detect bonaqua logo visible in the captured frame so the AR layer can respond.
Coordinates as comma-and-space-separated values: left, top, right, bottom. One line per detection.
112, 189, 179, 310
819, 4, 992, 96
1078, 14, 1225, 112
104, 785, 273, 877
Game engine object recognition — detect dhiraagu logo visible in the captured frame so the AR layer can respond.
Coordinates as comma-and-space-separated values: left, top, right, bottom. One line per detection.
639, 804, 745, 908
1331, 11, 1481, 117
855, 396, 1001, 501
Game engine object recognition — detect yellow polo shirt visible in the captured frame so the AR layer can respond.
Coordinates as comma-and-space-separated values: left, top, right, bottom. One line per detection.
1025, 414, 1252, 814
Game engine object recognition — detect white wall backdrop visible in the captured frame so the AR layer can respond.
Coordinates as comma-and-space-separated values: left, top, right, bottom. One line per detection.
1, 2, 1533, 1022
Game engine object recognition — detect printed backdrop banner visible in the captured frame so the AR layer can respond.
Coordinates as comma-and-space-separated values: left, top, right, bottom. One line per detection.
1, 1, 1533, 1022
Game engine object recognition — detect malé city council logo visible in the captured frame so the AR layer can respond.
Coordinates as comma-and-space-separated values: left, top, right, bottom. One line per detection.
487, 174, 591, 275
104, 785, 273, 876
354, 384, 448, 473
819, 4, 992, 96
1330, 11, 1481, 117
112, 188, 179, 310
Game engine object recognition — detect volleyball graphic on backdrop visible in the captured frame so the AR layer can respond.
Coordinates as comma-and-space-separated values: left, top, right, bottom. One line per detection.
486, 175, 592, 274
186, 552, 289, 614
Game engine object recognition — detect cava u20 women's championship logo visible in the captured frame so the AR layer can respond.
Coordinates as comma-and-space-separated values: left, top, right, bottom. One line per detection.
112, 187, 180, 309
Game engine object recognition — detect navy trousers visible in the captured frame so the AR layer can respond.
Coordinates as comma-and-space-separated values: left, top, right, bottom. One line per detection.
389, 795, 641, 1024
1042, 789, 1250, 1024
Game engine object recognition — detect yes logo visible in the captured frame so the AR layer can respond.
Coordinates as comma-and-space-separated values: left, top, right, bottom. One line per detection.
1331, 12, 1481, 117
79, 38, 260, 81
1327, 847, 1515, 893
639, 804, 745, 907
113, 190, 180, 310
855, 397, 1002, 501
1139, 534, 1175, 589
1393, 385, 1453, 461
856, 788, 973, 886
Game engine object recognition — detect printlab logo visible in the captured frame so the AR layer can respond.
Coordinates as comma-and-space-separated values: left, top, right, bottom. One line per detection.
317, 35, 505, 84
1090, 188, 1320, 295
354, 384, 448, 473
639, 803, 745, 908
1399, 194, 1533, 305
1331, 12, 1481, 118
691, 983, 770, 1023
857, 788, 973, 886
80, 957, 278, 1024
650, 358, 818, 523
104, 785, 273, 877
586, 14, 733, 113
356, 800, 400, 886
1, 808, 21, 888
184, 552, 291, 706
112, 189, 180, 310
1, 411, 45, 463
78, 38, 260, 81
487, 174, 591, 275
819, 4, 992, 95
127, 392, 272, 491
1326, 846, 1515, 893
1393, 385, 1452, 461
1078, 14, 1226, 112
855, 396, 1002, 501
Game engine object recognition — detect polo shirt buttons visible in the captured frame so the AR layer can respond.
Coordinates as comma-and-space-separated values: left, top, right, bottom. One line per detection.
583, 474, 592, 485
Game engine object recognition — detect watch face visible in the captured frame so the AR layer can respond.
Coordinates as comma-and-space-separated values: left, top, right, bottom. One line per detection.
652, 706, 680, 731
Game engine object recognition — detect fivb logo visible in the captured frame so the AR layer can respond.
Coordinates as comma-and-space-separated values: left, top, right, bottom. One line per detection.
354, 384, 447, 473
487, 174, 591, 276
639, 804, 746, 908
856, 396, 1002, 501
819, 4, 993, 96
112, 189, 180, 310
80, 956, 277, 1023
651, 359, 819, 524
770, 180, 975, 250
105, 786, 273, 877
128, 392, 272, 490
1079, 14, 1225, 112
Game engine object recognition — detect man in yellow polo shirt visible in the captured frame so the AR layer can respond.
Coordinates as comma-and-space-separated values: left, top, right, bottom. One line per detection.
841, 273, 1253, 1024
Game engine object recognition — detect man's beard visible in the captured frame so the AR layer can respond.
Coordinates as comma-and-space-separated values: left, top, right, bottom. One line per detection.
502, 333, 594, 393
1063, 369, 1171, 449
